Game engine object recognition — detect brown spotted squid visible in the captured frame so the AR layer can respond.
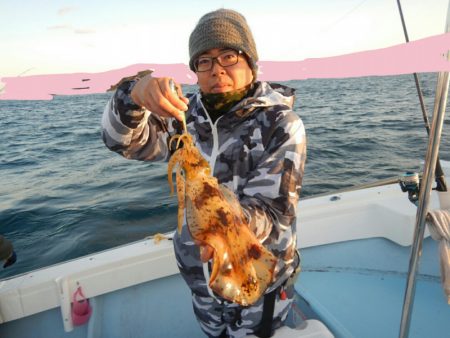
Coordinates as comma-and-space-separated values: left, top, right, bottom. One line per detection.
168, 133, 276, 306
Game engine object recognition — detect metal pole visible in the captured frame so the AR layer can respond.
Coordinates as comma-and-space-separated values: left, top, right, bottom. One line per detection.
398, 2, 450, 335
398, 72, 450, 338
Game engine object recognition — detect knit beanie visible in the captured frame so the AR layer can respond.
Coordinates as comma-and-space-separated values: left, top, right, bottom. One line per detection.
189, 9, 258, 78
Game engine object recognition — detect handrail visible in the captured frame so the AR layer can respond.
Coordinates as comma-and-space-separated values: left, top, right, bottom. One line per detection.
398, 1, 450, 334
301, 175, 414, 200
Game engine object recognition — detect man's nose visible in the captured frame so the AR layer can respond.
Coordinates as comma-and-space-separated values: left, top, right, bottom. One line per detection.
210, 59, 226, 75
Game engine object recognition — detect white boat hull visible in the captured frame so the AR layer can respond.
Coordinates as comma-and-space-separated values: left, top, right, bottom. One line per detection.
1, 162, 449, 337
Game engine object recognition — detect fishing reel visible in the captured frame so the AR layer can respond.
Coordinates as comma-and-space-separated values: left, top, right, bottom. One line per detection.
399, 172, 420, 206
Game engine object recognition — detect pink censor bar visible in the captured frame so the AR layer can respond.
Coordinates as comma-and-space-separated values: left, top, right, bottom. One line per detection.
1, 33, 450, 100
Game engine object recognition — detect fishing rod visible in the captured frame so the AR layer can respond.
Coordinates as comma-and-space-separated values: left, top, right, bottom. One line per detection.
396, 0, 448, 192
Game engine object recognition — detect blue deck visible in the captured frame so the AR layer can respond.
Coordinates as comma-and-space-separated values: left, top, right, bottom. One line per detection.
1, 237, 449, 337
297, 237, 450, 338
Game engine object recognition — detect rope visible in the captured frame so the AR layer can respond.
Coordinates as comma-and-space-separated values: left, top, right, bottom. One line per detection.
426, 210, 450, 304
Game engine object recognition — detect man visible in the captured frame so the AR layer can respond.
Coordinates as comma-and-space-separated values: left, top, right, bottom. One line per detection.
102, 8, 306, 338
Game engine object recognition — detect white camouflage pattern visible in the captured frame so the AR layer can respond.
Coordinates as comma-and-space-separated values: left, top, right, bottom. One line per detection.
101, 80, 306, 337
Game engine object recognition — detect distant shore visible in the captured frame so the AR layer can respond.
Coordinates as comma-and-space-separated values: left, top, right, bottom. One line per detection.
1, 33, 449, 100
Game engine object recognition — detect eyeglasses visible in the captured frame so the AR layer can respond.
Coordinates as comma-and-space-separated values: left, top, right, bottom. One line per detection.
194, 50, 243, 72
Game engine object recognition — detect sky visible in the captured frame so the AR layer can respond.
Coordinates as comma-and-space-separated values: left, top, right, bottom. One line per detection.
0, 0, 449, 77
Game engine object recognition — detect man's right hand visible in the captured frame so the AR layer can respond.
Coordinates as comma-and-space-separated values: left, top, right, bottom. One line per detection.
131, 75, 189, 121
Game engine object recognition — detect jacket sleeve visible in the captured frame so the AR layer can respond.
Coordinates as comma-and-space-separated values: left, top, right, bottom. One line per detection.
101, 80, 175, 161
240, 110, 306, 245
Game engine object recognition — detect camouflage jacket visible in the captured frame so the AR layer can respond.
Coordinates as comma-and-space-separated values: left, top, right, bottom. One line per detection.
102, 80, 306, 296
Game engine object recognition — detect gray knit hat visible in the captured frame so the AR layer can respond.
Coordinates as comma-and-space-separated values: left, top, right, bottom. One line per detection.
189, 9, 258, 76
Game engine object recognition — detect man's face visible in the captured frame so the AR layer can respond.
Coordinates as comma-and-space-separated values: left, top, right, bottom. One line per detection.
195, 48, 254, 94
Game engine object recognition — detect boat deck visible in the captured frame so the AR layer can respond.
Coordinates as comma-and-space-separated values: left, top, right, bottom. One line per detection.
297, 237, 449, 338
1, 236, 448, 337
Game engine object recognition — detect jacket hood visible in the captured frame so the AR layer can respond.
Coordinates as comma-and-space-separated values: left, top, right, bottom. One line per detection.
188, 81, 295, 121
239, 81, 295, 110
230, 81, 295, 119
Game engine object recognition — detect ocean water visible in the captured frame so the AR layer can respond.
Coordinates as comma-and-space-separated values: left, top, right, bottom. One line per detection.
1, 73, 449, 279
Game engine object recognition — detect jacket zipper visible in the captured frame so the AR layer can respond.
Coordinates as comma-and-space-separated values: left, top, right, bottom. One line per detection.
199, 100, 222, 174
209, 118, 221, 174
198, 99, 223, 302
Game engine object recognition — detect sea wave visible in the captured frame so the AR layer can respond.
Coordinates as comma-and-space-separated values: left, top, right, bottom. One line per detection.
1, 73, 449, 279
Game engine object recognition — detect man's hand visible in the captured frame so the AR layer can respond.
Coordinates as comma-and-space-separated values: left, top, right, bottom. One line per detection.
131, 75, 189, 121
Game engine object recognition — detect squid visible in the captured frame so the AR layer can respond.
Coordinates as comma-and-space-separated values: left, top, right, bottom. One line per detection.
168, 133, 277, 306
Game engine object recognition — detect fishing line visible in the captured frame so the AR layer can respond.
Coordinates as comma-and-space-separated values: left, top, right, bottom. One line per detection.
322, 0, 369, 33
